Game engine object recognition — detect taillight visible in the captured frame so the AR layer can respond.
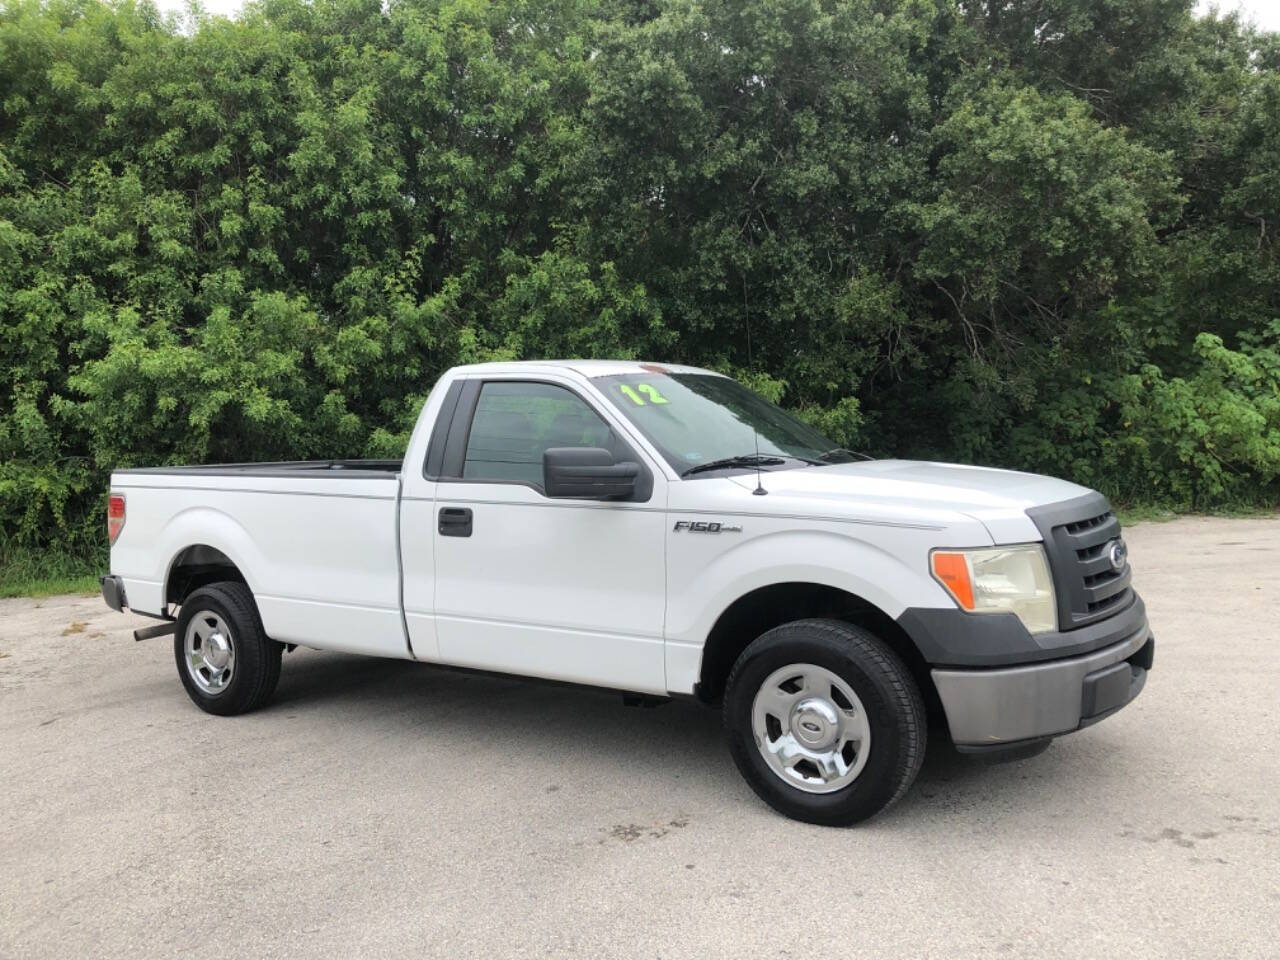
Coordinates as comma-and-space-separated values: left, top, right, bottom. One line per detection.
107, 494, 126, 545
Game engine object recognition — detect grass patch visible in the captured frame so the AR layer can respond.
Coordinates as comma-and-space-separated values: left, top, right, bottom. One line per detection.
0, 540, 105, 599
1115, 505, 1181, 526
1, 573, 100, 600
1116, 503, 1279, 526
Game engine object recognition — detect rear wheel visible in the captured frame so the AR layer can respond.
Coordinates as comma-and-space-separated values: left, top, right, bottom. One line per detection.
724, 618, 926, 826
174, 581, 282, 716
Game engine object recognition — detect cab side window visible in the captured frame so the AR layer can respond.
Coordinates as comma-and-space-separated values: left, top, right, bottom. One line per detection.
462, 381, 618, 488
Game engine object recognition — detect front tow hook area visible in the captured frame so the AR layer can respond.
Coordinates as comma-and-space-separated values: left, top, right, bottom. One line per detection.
1079, 635, 1153, 728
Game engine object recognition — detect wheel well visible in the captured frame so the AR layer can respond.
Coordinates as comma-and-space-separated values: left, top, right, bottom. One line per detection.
165, 545, 247, 609
695, 582, 941, 717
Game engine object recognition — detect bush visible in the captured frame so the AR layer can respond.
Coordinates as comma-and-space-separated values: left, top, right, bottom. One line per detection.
1115, 328, 1280, 508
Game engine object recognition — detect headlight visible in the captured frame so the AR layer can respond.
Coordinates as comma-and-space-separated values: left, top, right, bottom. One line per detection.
930, 544, 1057, 634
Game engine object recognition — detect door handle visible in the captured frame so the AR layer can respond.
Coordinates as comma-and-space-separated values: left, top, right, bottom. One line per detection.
438, 507, 473, 537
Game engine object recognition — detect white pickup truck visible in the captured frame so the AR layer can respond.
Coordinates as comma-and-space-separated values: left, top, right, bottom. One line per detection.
101, 360, 1152, 824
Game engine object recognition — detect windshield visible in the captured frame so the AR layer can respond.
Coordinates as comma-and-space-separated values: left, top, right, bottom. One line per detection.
597, 372, 853, 476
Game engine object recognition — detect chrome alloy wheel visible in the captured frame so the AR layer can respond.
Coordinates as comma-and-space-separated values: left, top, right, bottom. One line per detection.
184, 611, 236, 696
751, 663, 872, 794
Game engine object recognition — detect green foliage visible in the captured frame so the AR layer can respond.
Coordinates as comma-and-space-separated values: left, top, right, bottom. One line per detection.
1, 0, 1278, 573
1115, 328, 1280, 508
0, 532, 102, 598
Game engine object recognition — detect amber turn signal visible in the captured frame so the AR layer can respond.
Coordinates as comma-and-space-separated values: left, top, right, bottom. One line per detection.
930, 551, 975, 610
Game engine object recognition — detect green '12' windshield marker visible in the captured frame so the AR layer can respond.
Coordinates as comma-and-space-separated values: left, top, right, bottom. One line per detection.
619, 384, 646, 405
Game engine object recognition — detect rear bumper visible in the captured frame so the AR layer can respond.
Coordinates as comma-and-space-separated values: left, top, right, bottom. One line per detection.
932, 622, 1153, 748
100, 575, 127, 612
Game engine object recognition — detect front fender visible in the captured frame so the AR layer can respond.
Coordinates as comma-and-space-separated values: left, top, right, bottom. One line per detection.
661, 523, 968, 696
665, 526, 958, 648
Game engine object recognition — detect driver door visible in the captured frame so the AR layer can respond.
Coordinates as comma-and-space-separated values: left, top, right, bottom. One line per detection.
431, 376, 669, 694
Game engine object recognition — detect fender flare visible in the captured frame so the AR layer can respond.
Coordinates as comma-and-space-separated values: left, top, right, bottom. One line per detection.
157, 506, 265, 604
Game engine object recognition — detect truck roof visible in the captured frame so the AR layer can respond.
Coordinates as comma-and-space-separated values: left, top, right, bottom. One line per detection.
448, 360, 724, 378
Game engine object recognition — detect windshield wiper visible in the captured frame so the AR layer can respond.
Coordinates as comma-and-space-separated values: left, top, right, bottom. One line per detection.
681, 454, 787, 477
817, 448, 874, 463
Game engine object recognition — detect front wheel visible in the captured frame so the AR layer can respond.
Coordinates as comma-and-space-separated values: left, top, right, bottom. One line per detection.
174, 581, 282, 716
724, 619, 926, 826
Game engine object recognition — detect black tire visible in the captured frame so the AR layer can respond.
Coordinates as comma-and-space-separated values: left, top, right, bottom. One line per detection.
724, 618, 926, 826
174, 581, 282, 716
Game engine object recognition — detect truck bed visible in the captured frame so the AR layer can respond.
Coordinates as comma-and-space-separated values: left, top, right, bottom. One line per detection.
110, 459, 406, 649
114, 459, 402, 478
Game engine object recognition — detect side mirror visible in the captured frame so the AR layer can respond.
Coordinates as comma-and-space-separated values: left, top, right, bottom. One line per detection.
543, 447, 640, 500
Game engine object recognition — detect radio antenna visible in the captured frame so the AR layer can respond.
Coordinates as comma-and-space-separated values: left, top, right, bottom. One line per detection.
744, 274, 767, 496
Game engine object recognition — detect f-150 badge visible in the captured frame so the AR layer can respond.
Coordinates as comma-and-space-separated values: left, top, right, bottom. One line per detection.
673, 520, 743, 533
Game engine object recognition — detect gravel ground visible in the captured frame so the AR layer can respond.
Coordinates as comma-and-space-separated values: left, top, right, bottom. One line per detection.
1, 516, 1278, 959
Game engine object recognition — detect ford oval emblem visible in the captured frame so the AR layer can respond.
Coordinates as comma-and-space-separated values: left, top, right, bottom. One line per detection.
1107, 539, 1128, 572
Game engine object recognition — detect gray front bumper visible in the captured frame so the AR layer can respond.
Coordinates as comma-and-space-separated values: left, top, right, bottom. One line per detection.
932, 623, 1152, 748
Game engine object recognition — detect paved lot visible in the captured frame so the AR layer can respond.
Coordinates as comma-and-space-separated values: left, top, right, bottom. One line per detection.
2, 517, 1278, 959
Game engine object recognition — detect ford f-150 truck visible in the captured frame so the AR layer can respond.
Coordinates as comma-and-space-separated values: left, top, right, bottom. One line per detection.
101, 360, 1152, 825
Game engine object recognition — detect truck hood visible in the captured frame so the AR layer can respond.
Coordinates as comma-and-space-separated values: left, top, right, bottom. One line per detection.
726, 459, 1094, 543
